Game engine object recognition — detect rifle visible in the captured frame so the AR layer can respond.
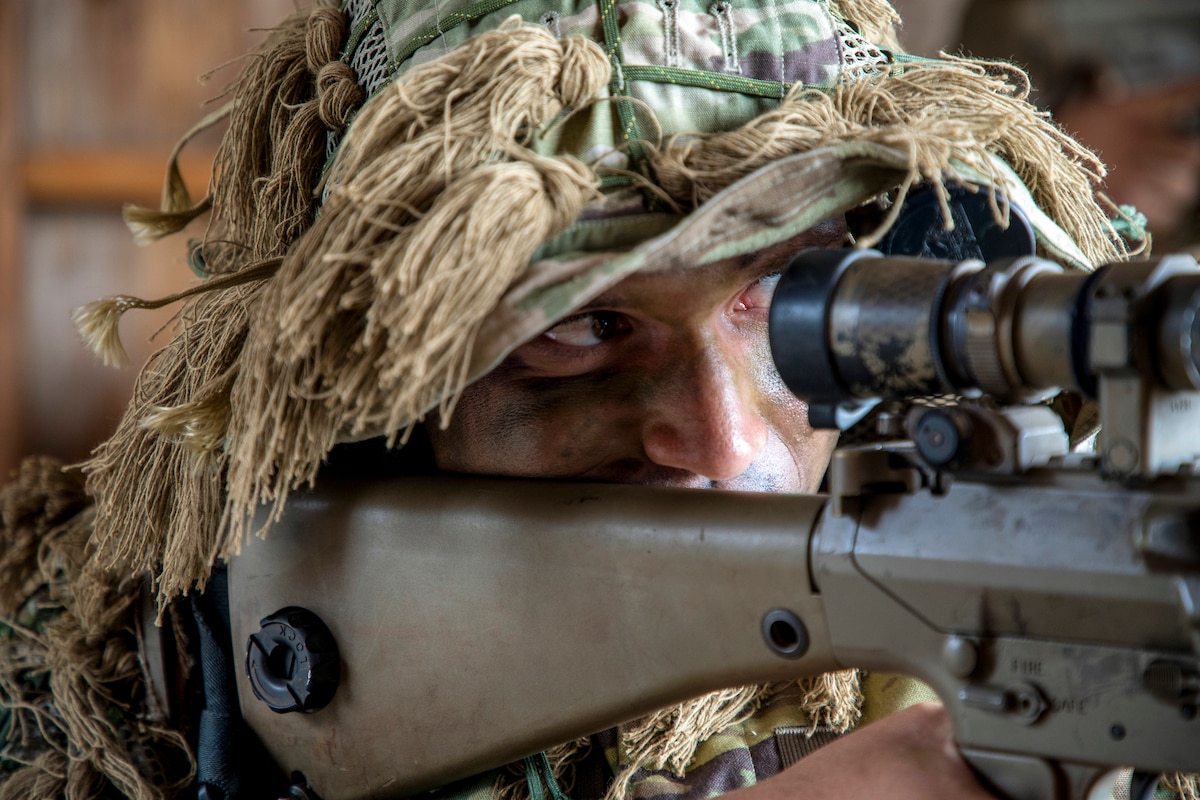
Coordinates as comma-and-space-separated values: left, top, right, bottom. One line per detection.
226, 251, 1200, 800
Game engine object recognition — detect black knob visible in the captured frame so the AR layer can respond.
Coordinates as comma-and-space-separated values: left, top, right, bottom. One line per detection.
913, 408, 967, 467
246, 606, 340, 713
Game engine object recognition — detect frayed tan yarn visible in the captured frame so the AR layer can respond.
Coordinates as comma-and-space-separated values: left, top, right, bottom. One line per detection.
73, 296, 155, 370
604, 671, 859, 800
83, 284, 263, 604
1164, 773, 1200, 800
613, 685, 770, 784
206, 1, 362, 267
494, 672, 861, 800
74, 259, 278, 607
72, 257, 281, 371
81, 21, 608, 599
0, 458, 92, 615
124, 1, 361, 268
121, 102, 228, 246
220, 23, 608, 548
0, 458, 194, 800
79, 0, 372, 602
140, 368, 238, 456
648, 56, 1124, 265
124, 198, 214, 249
828, 0, 902, 53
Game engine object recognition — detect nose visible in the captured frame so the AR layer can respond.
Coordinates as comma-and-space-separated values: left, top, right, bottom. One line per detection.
640, 343, 769, 481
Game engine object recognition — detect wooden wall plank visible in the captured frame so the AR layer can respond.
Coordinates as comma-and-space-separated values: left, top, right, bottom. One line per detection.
23, 148, 217, 208
18, 0, 297, 463
0, 2, 25, 477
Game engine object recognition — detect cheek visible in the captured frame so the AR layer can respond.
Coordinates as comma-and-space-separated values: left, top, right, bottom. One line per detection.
758, 400, 839, 492
428, 374, 628, 477
752, 337, 839, 492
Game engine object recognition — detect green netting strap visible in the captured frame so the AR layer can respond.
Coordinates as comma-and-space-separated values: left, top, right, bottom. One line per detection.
345, 3, 381, 63
596, 0, 649, 181
522, 752, 571, 800
393, 0, 528, 65
621, 64, 794, 98
599, 173, 637, 189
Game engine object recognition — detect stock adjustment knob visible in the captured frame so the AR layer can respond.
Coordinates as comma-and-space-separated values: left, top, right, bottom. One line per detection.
246, 606, 341, 714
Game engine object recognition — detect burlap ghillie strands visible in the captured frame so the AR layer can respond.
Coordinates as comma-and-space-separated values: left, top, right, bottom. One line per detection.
120, 103, 223, 248
78, 13, 613, 606
72, 259, 281, 371
83, 284, 262, 603
221, 20, 611, 546
606, 671, 860, 800
648, 55, 1122, 265
0, 458, 193, 800
1163, 773, 1200, 800
123, 1, 363, 266
77, 0, 359, 599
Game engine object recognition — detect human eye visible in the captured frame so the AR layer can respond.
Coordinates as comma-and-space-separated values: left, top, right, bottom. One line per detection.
734, 271, 782, 313
542, 311, 631, 347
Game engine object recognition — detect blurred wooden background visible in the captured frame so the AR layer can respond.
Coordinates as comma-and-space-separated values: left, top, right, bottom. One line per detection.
0, 0, 296, 476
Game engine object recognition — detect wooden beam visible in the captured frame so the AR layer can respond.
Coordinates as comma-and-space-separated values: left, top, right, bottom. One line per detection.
23, 148, 217, 209
0, 1, 24, 477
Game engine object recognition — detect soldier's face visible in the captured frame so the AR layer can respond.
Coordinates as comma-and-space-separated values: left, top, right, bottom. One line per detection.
426, 222, 845, 493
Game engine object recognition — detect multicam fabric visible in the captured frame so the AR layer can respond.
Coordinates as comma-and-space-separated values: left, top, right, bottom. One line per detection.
326, 0, 1105, 393
468, 144, 1100, 389
345, 0, 877, 175
597, 684, 844, 800
331, 0, 899, 231
602, 673, 935, 800
428, 673, 935, 800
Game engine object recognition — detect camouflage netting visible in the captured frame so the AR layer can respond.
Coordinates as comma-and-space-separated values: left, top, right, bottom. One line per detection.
0, 458, 193, 799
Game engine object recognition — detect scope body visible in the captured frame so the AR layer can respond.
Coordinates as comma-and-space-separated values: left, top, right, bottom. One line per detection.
769, 250, 1200, 478
770, 251, 1200, 418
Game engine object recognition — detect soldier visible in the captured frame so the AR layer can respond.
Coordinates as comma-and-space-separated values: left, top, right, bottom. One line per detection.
0, 0, 1141, 798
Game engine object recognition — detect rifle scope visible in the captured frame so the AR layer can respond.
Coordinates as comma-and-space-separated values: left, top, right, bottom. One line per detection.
769, 249, 1200, 429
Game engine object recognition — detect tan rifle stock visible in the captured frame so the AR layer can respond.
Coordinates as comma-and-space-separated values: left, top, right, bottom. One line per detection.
229, 465, 1200, 800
